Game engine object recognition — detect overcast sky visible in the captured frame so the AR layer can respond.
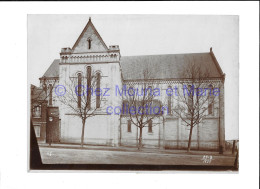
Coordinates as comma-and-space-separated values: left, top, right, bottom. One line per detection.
28, 14, 238, 140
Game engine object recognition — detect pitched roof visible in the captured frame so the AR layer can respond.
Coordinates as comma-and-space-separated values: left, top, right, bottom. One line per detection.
42, 59, 59, 78
42, 52, 224, 80
72, 18, 108, 52
120, 52, 223, 81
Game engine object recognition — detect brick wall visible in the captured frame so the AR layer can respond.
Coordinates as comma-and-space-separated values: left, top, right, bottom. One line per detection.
32, 101, 47, 143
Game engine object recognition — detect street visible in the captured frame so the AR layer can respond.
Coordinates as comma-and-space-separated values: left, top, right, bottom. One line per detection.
40, 147, 236, 166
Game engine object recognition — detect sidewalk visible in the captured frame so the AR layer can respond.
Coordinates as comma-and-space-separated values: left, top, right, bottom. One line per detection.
38, 142, 235, 157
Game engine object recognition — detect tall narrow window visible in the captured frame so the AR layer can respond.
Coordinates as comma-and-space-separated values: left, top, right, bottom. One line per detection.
49, 84, 53, 106
87, 38, 91, 49
146, 85, 152, 96
208, 84, 214, 115
187, 85, 192, 112
77, 73, 82, 108
168, 86, 172, 115
148, 120, 152, 133
122, 101, 128, 115
96, 72, 101, 108
87, 66, 92, 109
208, 103, 213, 115
127, 120, 131, 132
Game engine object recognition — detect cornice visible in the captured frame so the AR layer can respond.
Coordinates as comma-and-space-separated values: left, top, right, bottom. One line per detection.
59, 61, 120, 65
123, 78, 223, 85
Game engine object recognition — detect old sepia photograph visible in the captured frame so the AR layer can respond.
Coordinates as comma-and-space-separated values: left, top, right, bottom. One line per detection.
28, 14, 239, 170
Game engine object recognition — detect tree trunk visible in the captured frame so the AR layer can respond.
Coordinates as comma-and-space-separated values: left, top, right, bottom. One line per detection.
81, 119, 86, 147
138, 127, 143, 150
187, 125, 193, 152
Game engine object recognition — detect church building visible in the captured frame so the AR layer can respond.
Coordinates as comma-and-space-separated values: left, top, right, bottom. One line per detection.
35, 18, 225, 151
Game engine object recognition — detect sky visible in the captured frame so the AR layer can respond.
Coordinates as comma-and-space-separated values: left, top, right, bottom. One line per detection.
28, 14, 238, 140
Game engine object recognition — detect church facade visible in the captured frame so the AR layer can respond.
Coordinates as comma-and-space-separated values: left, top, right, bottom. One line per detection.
37, 18, 225, 151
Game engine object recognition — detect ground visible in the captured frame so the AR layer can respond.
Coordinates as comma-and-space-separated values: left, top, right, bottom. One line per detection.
39, 145, 236, 166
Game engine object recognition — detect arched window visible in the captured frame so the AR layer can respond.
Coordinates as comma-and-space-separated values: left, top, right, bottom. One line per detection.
168, 86, 172, 115
77, 73, 82, 108
96, 72, 101, 108
87, 66, 92, 108
87, 38, 91, 49
208, 84, 214, 115
122, 100, 128, 115
187, 85, 192, 112
48, 84, 53, 106
145, 85, 153, 96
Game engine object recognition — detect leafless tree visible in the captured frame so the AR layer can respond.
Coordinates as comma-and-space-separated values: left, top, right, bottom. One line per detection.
122, 68, 164, 150
58, 70, 104, 147
172, 58, 218, 152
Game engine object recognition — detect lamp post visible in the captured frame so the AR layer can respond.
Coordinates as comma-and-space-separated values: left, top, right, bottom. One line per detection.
48, 116, 53, 146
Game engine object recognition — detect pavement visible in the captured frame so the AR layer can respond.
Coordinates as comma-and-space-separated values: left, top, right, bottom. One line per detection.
38, 143, 237, 166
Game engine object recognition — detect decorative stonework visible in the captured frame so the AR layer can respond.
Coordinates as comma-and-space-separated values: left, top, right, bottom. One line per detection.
60, 52, 120, 63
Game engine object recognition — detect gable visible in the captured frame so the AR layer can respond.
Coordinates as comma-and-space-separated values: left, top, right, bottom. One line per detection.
72, 19, 108, 53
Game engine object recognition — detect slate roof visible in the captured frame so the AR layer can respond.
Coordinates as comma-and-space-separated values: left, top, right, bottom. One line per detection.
120, 52, 223, 81
42, 52, 223, 80
42, 59, 60, 78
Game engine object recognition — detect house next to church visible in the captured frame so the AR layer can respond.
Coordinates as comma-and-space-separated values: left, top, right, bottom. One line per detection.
32, 18, 225, 151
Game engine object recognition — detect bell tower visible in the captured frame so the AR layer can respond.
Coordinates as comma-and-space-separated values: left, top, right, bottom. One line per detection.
58, 18, 122, 146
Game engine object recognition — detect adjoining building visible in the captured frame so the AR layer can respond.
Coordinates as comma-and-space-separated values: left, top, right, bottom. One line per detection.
30, 84, 48, 143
